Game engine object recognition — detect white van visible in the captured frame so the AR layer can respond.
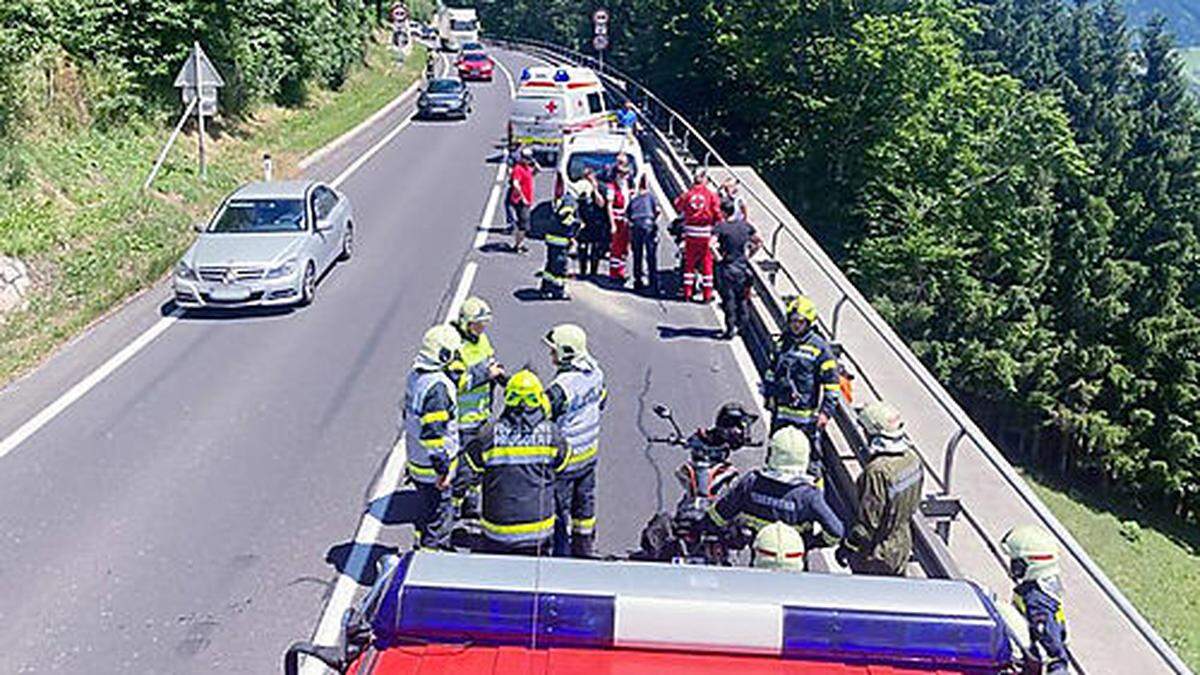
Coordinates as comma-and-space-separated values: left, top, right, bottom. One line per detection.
508, 67, 611, 159
554, 131, 647, 201
437, 7, 479, 51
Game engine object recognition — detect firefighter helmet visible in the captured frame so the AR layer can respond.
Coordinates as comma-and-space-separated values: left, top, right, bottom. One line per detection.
544, 323, 589, 363
1000, 524, 1061, 582
504, 369, 550, 414
458, 296, 492, 327
765, 426, 811, 478
418, 324, 463, 368
859, 400, 905, 440
786, 295, 818, 325
753, 522, 805, 571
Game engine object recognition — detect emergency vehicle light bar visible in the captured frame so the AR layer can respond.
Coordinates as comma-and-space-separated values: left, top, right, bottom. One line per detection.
367, 552, 1011, 669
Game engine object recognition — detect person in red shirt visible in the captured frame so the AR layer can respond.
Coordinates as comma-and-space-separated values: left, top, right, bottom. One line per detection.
673, 169, 722, 301
606, 155, 634, 282
508, 149, 536, 253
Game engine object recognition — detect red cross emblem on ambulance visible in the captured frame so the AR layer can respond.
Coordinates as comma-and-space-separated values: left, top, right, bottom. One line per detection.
544, 100, 558, 115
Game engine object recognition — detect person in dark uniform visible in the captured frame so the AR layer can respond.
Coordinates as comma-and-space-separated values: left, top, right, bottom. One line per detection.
1000, 525, 1071, 674
539, 192, 579, 299
705, 426, 843, 564
713, 197, 762, 339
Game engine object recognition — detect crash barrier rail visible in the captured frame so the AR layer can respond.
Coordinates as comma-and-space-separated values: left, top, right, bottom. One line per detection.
358, 551, 1013, 669
492, 36, 1190, 674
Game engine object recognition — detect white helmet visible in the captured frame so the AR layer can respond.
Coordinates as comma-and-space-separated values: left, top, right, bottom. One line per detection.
753, 522, 805, 571
544, 323, 589, 363
859, 400, 904, 440
1000, 524, 1061, 582
765, 426, 811, 480
417, 324, 463, 369
458, 296, 492, 327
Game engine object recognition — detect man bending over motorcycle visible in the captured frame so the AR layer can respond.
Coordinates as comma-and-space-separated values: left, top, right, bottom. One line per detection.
705, 426, 844, 565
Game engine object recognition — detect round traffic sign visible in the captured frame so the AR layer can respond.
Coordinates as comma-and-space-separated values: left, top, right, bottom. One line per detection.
593, 34, 609, 51
593, 8, 609, 24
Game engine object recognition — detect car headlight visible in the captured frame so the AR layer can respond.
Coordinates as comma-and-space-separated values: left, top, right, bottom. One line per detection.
266, 258, 297, 279
175, 261, 197, 281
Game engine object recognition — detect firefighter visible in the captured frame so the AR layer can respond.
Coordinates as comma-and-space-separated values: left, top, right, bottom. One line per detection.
673, 168, 721, 302
451, 297, 505, 520
544, 324, 607, 557
836, 401, 924, 576
462, 370, 569, 556
401, 324, 463, 550
752, 522, 805, 572
705, 426, 844, 562
539, 191, 579, 299
763, 295, 840, 479
1000, 525, 1071, 674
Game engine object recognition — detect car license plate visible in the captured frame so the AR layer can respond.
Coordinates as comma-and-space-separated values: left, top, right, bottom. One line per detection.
209, 285, 251, 302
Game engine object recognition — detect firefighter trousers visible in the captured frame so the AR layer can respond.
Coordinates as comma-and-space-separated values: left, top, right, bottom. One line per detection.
540, 242, 569, 298
553, 463, 597, 558
414, 481, 454, 550
683, 236, 714, 301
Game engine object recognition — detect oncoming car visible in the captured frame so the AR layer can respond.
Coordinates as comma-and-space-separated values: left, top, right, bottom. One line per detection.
457, 51, 493, 81
173, 181, 353, 309
417, 78, 473, 119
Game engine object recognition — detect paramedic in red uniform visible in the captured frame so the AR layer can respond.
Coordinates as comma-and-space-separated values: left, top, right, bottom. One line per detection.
674, 169, 722, 302
606, 156, 634, 283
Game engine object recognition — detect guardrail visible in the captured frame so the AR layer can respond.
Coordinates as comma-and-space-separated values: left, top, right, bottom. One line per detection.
493, 35, 1190, 675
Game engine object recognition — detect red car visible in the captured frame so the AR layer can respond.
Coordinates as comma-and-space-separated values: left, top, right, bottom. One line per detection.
457, 52, 494, 81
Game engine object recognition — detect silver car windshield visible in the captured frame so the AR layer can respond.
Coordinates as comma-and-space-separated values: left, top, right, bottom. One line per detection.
209, 199, 305, 233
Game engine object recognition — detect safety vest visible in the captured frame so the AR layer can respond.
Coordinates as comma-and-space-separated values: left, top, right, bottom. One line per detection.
551, 358, 606, 473
403, 369, 459, 484
457, 331, 494, 431
470, 415, 566, 546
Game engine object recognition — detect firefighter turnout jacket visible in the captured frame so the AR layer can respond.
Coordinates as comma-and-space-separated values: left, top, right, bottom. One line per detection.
766, 329, 841, 426
464, 408, 570, 547
707, 469, 845, 545
455, 328, 497, 432
403, 368, 459, 484
547, 355, 607, 474
1013, 576, 1070, 674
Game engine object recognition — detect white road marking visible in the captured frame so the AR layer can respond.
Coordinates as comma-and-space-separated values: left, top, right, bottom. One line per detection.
330, 112, 416, 189
0, 88, 425, 462
445, 261, 479, 322
495, 57, 517, 99
0, 310, 182, 459
474, 164, 508, 249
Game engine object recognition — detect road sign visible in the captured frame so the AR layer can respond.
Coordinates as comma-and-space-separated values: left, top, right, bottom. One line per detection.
593, 35, 609, 51
593, 8, 609, 24
594, 23, 608, 36
174, 43, 224, 117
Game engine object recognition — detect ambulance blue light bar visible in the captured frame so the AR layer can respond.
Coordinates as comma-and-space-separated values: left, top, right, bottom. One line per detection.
554, 68, 570, 82
367, 552, 1011, 669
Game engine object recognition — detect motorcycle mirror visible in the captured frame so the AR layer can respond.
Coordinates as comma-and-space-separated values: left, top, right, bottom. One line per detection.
653, 404, 672, 419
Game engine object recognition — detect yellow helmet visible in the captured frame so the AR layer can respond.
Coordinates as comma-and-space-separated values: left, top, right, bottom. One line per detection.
418, 324, 463, 368
786, 295, 818, 324
458, 296, 492, 327
766, 426, 811, 478
1000, 524, 1061, 582
859, 400, 904, 439
753, 522, 805, 571
504, 369, 550, 414
544, 323, 589, 363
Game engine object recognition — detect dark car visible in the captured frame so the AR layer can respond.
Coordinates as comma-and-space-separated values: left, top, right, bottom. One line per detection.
417, 78, 472, 119
457, 52, 494, 81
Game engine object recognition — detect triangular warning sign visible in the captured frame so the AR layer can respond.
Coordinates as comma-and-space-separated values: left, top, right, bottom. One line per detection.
174, 43, 225, 88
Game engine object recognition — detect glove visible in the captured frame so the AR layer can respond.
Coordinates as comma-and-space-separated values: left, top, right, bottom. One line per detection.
834, 544, 852, 568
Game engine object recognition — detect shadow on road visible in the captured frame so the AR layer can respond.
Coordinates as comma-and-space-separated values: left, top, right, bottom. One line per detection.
657, 325, 724, 341
324, 541, 399, 587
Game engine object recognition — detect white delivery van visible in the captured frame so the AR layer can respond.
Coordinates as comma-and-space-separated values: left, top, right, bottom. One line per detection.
437, 7, 479, 51
508, 66, 611, 159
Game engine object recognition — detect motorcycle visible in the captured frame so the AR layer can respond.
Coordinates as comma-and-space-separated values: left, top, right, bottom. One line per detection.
633, 403, 761, 566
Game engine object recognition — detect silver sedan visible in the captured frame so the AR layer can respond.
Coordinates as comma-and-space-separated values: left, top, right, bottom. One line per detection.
172, 180, 354, 309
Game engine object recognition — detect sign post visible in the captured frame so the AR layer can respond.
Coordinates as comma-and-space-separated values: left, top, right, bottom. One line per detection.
172, 42, 225, 180
592, 8, 609, 71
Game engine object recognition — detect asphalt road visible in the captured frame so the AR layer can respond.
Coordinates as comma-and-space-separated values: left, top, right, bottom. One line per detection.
0, 49, 759, 675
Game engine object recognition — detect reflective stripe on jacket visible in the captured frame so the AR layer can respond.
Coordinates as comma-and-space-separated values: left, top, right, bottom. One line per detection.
464, 411, 569, 546
766, 331, 840, 424
457, 330, 495, 431
548, 357, 606, 473
402, 369, 459, 484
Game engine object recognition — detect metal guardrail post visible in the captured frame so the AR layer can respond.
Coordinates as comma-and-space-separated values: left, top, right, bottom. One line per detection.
830, 293, 850, 341
943, 429, 966, 495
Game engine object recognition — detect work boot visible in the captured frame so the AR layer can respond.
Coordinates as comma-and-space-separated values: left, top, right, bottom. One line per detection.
570, 534, 597, 559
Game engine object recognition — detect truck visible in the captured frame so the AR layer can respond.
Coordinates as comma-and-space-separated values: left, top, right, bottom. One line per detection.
436, 6, 479, 51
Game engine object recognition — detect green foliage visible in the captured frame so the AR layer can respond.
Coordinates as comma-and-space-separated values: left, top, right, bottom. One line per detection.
476, 0, 1200, 529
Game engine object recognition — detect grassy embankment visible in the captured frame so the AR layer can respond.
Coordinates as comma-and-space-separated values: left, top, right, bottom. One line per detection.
0, 37, 424, 385
1021, 472, 1200, 668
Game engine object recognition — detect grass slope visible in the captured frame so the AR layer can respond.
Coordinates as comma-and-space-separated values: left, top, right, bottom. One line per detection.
1024, 472, 1200, 669
0, 36, 423, 385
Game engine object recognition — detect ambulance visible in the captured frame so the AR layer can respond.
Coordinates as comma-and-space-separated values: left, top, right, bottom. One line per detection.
508, 66, 612, 159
